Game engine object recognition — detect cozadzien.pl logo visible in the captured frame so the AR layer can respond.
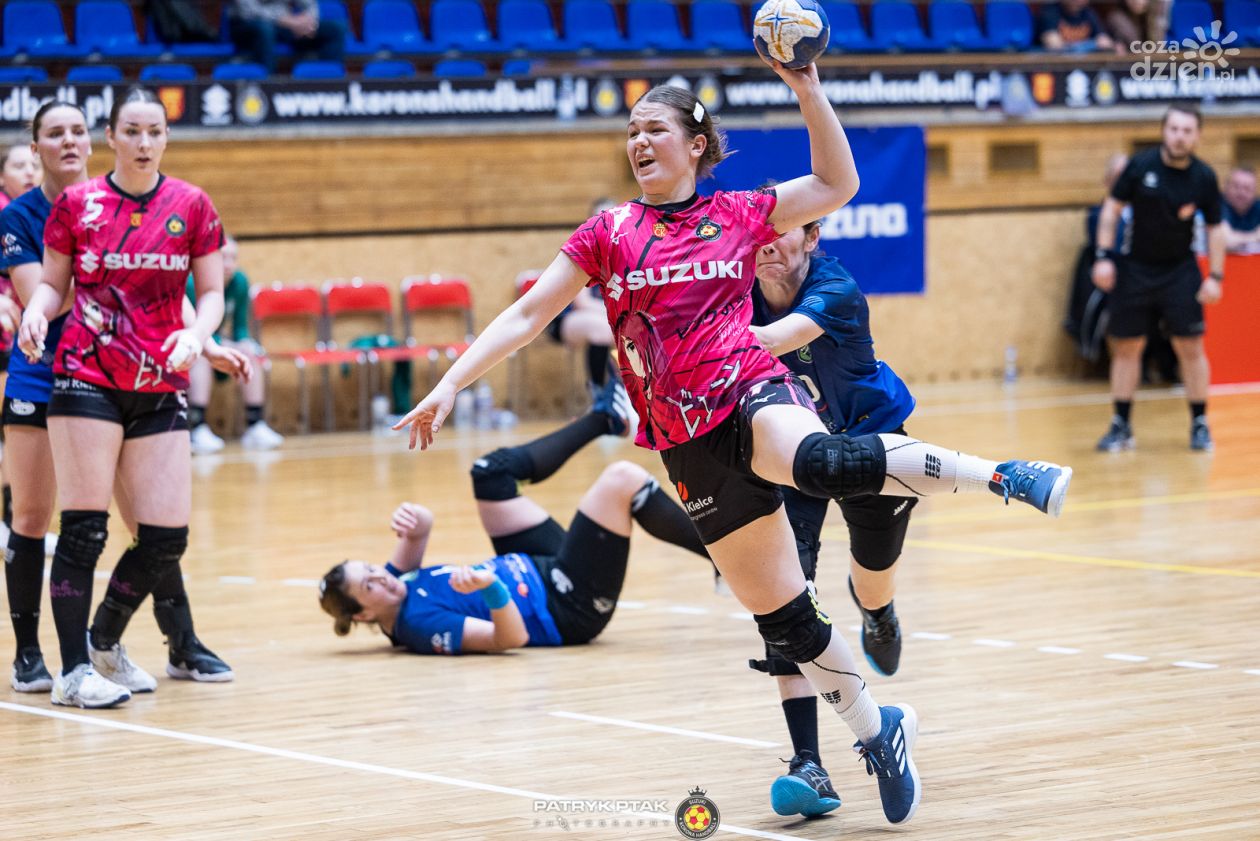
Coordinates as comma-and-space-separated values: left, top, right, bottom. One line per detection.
1129, 20, 1241, 81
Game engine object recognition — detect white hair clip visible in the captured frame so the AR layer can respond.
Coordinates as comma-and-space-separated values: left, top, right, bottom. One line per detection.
692, 101, 705, 123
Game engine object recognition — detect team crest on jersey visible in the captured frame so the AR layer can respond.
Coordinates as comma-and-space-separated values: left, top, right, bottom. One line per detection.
652, 221, 668, 238
165, 214, 187, 237
130, 212, 143, 228
696, 216, 721, 241
796, 345, 813, 364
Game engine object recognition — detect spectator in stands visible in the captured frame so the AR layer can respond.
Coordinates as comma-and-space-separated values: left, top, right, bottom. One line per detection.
1222, 166, 1260, 253
0, 143, 41, 212
1104, 0, 1149, 53
228, 0, 346, 74
1039, 0, 1114, 52
187, 236, 284, 453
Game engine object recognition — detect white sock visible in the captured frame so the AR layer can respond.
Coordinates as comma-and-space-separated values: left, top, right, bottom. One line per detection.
878, 434, 998, 496
796, 630, 883, 744
838, 688, 884, 745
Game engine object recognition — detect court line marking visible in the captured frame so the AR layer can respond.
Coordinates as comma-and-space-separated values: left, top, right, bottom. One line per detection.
1105, 653, 1150, 663
903, 539, 1260, 580
1037, 646, 1081, 655
1171, 661, 1219, 670
218, 575, 256, 585
912, 632, 951, 641
549, 711, 782, 749
665, 605, 709, 616
0, 702, 805, 841
1245, 670, 1260, 677
282, 578, 319, 587
615, 600, 646, 610
973, 639, 1017, 648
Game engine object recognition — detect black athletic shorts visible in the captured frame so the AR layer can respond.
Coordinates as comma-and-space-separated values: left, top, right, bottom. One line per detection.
489, 511, 630, 646
659, 375, 813, 545
1109, 256, 1205, 338
48, 377, 190, 439
2, 397, 48, 429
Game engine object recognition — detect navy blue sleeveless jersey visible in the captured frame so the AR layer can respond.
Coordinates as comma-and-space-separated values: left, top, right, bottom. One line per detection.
0, 188, 67, 402
752, 254, 914, 436
385, 554, 562, 655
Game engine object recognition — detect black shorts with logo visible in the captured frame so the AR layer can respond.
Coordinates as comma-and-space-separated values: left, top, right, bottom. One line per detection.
489, 511, 630, 646
2, 397, 49, 429
1109, 256, 1205, 338
48, 377, 190, 440
659, 375, 813, 545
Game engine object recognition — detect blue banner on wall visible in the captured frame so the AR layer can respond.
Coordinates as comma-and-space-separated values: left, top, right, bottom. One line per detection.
704, 126, 926, 295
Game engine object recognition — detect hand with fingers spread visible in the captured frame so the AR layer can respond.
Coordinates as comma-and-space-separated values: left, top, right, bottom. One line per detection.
392, 381, 458, 450
163, 328, 204, 372
204, 340, 253, 383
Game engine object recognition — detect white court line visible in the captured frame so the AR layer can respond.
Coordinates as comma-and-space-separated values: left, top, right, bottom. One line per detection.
1171, 661, 1219, 670
615, 600, 646, 610
665, 605, 708, 615
1037, 646, 1082, 655
848, 625, 861, 633
1104, 653, 1150, 663
973, 639, 1017, 648
0, 702, 804, 841
282, 578, 318, 587
218, 576, 255, 585
1245, 670, 1260, 677
729, 612, 754, 621
912, 632, 951, 641
550, 711, 781, 749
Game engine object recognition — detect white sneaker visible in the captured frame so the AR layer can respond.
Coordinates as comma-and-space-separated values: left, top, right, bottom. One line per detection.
89, 638, 158, 693
190, 423, 225, 455
51, 663, 131, 709
240, 420, 284, 450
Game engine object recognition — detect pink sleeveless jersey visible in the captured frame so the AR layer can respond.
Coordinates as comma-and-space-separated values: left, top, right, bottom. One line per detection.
563, 190, 788, 450
44, 174, 224, 392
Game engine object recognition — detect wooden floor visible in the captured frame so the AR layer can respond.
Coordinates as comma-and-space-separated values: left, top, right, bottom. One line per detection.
3, 379, 1259, 840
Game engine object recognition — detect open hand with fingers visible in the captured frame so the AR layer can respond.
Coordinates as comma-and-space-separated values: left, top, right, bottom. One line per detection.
392, 382, 457, 450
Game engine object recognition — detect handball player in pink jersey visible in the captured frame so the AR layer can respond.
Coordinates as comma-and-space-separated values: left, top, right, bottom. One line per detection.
398, 62, 1072, 825
19, 88, 227, 709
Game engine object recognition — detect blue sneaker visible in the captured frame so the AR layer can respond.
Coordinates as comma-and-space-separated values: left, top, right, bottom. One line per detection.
988, 460, 1072, 517
591, 377, 634, 438
854, 704, 921, 825
770, 750, 841, 818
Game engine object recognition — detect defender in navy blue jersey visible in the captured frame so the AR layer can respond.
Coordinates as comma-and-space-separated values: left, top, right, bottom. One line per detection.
748, 217, 920, 819
320, 390, 712, 655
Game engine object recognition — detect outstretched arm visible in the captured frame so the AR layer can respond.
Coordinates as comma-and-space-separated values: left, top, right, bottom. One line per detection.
394, 251, 589, 449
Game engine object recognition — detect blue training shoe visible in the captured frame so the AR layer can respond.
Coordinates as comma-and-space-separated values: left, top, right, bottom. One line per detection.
854, 704, 921, 825
590, 376, 634, 438
770, 750, 841, 818
988, 460, 1072, 518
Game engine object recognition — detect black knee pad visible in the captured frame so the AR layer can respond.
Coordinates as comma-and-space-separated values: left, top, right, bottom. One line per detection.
133, 524, 189, 577
791, 433, 887, 501
469, 447, 532, 501
56, 510, 109, 570
849, 516, 912, 572
754, 588, 834, 664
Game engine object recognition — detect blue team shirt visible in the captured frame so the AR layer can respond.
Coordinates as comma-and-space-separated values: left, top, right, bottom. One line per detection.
752, 254, 915, 436
386, 554, 562, 655
1224, 200, 1260, 233
0, 188, 67, 402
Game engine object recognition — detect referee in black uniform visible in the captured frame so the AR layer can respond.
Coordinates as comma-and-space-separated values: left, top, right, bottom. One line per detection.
1092, 104, 1226, 452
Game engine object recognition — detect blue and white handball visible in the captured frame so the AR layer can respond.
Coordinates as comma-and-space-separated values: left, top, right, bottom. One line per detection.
753, 0, 830, 69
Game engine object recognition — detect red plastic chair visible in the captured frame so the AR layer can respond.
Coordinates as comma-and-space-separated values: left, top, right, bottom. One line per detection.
375, 275, 476, 394
251, 282, 368, 434
507, 269, 582, 415
323, 278, 395, 425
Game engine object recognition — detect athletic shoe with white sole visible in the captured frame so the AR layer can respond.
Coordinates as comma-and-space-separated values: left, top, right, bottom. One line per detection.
89, 637, 157, 693
190, 423, 226, 455
770, 750, 842, 817
166, 633, 235, 682
241, 420, 285, 450
854, 704, 921, 825
51, 663, 131, 709
988, 460, 1072, 517
12, 646, 54, 692
1190, 418, 1213, 452
1096, 416, 1136, 452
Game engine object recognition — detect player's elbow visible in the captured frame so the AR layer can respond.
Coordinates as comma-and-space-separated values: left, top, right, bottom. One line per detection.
495, 626, 530, 651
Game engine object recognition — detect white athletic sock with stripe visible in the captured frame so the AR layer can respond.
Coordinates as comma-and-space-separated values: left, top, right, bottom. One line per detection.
878, 434, 998, 497
796, 632, 884, 744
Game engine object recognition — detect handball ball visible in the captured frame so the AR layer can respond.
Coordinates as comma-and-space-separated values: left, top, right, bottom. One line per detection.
753, 0, 830, 69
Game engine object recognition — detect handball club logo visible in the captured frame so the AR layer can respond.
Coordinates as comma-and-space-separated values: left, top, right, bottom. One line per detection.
653, 221, 668, 238
675, 786, 720, 839
165, 214, 187, 237
696, 216, 722, 242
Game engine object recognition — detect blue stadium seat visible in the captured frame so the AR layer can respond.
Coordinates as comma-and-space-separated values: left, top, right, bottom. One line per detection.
66, 64, 125, 83
139, 63, 198, 81
929, 0, 993, 50
212, 62, 269, 81
2, 0, 88, 59
985, 1, 1034, 50
147, 9, 234, 58
497, 0, 567, 52
690, 0, 750, 53
1225, 0, 1260, 46
625, 0, 693, 52
0, 66, 50, 83
824, 1, 875, 52
502, 58, 535, 74
433, 58, 488, 76
292, 60, 347, 79
560, 0, 631, 52
362, 59, 418, 77
320, 0, 372, 55
76, 1, 165, 58
1168, 0, 1217, 43
430, 0, 505, 52
361, 0, 437, 54
870, 1, 937, 51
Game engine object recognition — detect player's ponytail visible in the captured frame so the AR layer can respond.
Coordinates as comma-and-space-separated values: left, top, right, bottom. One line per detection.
30, 100, 86, 142
318, 562, 362, 636
639, 86, 729, 180
108, 85, 166, 130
